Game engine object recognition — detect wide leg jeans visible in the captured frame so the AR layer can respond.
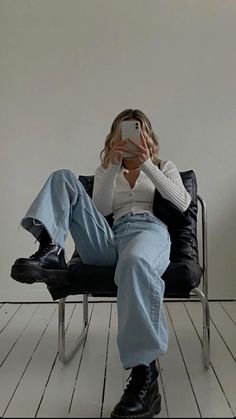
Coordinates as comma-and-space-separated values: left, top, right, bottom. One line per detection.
21, 169, 171, 369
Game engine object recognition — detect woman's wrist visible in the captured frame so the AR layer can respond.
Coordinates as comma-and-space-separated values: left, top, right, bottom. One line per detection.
140, 157, 155, 170
107, 161, 121, 175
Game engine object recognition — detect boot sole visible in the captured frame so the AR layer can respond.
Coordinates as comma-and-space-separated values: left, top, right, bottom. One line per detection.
110, 393, 161, 418
11, 264, 71, 287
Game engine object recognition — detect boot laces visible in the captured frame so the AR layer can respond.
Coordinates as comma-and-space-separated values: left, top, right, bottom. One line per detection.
124, 367, 152, 399
30, 243, 60, 259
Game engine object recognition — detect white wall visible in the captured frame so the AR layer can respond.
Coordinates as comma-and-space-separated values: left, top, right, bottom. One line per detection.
0, 0, 235, 301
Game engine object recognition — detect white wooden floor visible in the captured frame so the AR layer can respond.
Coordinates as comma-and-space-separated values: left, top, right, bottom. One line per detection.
0, 300, 235, 418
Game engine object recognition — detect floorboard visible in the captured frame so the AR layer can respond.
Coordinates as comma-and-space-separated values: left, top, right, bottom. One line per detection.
0, 301, 235, 418
185, 301, 236, 417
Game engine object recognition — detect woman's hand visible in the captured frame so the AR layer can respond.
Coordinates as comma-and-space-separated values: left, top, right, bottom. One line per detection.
125, 129, 150, 166
109, 128, 128, 165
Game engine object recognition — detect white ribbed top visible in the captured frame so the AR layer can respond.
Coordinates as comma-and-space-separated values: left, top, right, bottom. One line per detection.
92, 158, 191, 223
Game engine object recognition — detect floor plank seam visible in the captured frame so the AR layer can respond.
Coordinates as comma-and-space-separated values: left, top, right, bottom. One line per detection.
67, 303, 94, 416
183, 302, 203, 347
206, 357, 235, 418
35, 303, 77, 417
209, 316, 235, 362
2, 305, 57, 418
0, 304, 22, 335
0, 304, 40, 369
184, 303, 236, 417
157, 357, 169, 418
166, 303, 202, 418
100, 303, 112, 418
219, 302, 236, 326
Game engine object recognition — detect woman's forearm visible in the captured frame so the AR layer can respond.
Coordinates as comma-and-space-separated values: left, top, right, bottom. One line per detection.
92, 163, 121, 215
141, 159, 191, 212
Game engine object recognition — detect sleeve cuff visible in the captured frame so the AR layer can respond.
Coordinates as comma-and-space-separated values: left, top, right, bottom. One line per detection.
106, 162, 121, 175
140, 158, 160, 174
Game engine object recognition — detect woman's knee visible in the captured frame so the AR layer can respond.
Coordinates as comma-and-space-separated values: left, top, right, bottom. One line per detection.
50, 168, 76, 179
116, 251, 165, 287
48, 169, 80, 187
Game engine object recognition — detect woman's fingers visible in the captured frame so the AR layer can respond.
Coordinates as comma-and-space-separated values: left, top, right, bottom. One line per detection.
128, 138, 146, 151
113, 146, 128, 152
140, 130, 148, 147
125, 134, 150, 163
114, 126, 122, 143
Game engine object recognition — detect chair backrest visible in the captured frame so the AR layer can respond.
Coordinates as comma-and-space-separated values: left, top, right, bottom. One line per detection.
153, 170, 199, 263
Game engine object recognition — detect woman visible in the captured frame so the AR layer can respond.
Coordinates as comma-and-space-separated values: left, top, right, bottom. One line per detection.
11, 108, 191, 418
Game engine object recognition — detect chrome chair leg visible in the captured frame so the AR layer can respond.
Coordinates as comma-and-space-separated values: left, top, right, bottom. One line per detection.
58, 295, 89, 364
191, 288, 210, 369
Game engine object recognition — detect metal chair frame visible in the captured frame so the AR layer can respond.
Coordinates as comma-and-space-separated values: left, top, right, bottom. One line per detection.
58, 194, 210, 368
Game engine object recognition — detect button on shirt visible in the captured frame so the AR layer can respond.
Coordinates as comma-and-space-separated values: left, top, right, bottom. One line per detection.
112, 168, 155, 222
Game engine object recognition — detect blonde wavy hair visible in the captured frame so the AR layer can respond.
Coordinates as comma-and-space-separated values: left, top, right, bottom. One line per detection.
100, 108, 161, 168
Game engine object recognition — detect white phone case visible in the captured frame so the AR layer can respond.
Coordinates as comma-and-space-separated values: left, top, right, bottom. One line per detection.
121, 120, 141, 157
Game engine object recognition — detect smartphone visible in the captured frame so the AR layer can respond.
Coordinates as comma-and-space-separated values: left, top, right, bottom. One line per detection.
121, 120, 141, 158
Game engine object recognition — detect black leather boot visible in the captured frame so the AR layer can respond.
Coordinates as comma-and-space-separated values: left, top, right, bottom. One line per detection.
11, 243, 70, 287
111, 360, 161, 418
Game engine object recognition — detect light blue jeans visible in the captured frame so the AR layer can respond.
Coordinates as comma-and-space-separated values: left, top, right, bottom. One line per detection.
21, 169, 171, 369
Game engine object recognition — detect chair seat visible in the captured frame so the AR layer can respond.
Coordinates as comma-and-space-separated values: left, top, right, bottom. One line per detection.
47, 258, 203, 301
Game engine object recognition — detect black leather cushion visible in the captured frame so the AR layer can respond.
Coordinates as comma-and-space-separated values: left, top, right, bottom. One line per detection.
47, 170, 203, 301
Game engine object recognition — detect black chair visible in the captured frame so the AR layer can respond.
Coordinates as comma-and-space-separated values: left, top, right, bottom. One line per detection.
47, 170, 210, 368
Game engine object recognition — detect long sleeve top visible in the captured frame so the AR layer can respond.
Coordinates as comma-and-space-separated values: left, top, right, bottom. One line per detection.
92, 158, 192, 224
